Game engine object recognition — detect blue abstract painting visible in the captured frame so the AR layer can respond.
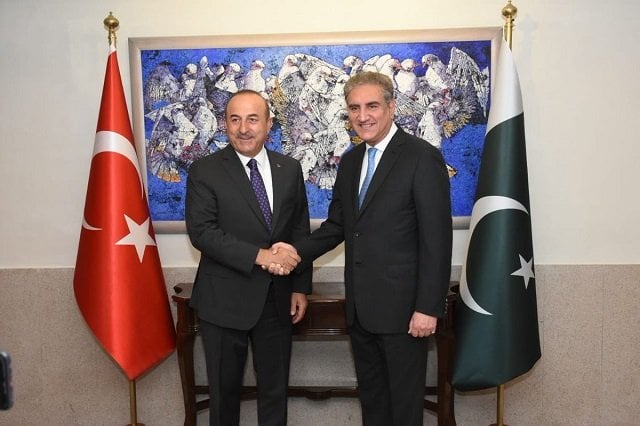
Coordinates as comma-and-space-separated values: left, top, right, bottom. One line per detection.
132, 33, 493, 227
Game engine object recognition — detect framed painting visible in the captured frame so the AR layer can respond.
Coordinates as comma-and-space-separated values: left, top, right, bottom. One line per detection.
129, 27, 502, 233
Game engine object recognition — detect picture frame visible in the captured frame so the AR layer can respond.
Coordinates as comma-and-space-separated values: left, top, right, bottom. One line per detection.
129, 27, 502, 233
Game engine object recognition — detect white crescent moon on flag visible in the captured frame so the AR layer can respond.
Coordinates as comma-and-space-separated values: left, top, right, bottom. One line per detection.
459, 195, 528, 315
82, 130, 144, 231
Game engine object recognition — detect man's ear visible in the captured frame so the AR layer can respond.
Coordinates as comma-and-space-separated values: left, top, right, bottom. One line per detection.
389, 99, 397, 115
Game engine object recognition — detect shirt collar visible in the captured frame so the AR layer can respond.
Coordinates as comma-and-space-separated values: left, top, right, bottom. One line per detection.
236, 146, 268, 168
365, 122, 397, 153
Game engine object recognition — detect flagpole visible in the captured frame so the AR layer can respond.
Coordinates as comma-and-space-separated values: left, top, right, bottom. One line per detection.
102, 15, 146, 426
488, 4, 518, 426
502, 1, 517, 49
490, 384, 506, 426
127, 379, 145, 426
104, 11, 118, 46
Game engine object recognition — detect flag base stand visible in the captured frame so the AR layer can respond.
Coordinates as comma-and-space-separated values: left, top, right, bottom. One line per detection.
126, 379, 146, 426
488, 384, 508, 426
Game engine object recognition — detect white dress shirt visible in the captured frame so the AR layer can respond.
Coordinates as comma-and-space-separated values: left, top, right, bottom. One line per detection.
236, 147, 274, 211
358, 123, 398, 192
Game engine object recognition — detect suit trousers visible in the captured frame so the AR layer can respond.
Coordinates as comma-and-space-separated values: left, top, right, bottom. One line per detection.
199, 284, 292, 426
349, 314, 429, 426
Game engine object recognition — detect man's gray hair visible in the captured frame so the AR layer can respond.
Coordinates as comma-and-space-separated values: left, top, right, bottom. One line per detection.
343, 71, 395, 103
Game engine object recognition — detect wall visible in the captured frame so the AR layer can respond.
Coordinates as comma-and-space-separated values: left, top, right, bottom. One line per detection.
1, 0, 639, 425
2, 0, 640, 267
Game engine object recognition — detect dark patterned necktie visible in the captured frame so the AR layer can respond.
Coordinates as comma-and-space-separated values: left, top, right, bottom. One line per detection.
358, 147, 377, 208
247, 158, 272, 229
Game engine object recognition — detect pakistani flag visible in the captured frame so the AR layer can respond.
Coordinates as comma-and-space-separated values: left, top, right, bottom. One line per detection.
452, 34, 541, 391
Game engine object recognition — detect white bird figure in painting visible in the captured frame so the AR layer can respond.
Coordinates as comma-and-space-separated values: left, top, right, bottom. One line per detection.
343, 55, 364, 76
143, 62, 180, 111
272, 53, 353, 190
179, 63, 198, 99
278, 55, 300, 82
242, 59, 267, 94
422, 53, 451, 92
377, 56, 401, 84
168, 105, 198, 155
191, 97, 217, 150
417, 101, 443, 148
447, 47, 490, 117
215, 63, 242, 93
362, 53, 391, 72
395, 58, 419, 98
298, 64, 332, 123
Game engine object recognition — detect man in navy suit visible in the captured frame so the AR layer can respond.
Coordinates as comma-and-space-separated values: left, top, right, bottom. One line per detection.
186, 90, 312, 426
274, 72, 452, 425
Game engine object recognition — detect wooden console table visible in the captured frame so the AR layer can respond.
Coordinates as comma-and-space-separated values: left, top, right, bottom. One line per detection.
173, 282, 458, 426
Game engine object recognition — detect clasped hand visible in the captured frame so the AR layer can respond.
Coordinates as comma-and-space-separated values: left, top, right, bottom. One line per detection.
258, 242, 299, 275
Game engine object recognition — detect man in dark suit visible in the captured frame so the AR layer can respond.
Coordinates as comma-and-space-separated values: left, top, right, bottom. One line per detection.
274, 72, 452, 425
185, 90, 312, 426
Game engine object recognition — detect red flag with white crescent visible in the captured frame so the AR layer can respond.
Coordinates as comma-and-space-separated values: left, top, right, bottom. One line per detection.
74, 43, 176, 380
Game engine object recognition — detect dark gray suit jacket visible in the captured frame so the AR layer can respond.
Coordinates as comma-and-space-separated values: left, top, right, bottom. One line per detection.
185, 145, 312, 330
295, 128, 452, 334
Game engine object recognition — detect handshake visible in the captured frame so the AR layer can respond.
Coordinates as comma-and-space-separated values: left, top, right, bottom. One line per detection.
257, 242, 300, 276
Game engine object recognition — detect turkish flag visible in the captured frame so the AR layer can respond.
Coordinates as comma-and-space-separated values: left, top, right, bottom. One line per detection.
74, 43, 176, 380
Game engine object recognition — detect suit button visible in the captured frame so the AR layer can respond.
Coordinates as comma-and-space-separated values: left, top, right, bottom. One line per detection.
354, 232, 360, 237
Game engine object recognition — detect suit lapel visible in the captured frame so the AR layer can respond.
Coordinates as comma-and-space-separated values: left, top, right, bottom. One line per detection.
219, 145, 270, 230
358, 132, 403, 213
268, 150, 285, 231
351, 143, 367, 215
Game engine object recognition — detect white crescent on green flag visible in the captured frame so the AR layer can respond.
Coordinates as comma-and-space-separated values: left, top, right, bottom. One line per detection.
452, 32, 541, 391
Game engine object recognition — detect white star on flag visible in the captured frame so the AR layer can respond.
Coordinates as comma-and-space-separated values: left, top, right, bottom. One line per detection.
115, 214, 157, 262
511, 254, 535, 289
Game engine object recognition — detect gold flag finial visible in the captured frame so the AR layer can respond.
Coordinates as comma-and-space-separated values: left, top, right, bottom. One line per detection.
103, 12, 119, 46
502, 1, 518, 49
